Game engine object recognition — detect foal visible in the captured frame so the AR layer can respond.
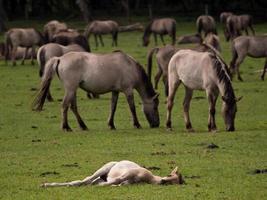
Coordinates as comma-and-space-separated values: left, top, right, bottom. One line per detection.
41, 160, 184, 187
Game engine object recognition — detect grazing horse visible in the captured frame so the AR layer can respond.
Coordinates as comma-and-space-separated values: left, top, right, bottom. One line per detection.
220, 12, 233, 24
177, 33, 202, 44
41, 160, 184, 187
147, 42, 221, 96
84, 20, 119, 47
196, 15, 217, 37
32, 51, 160, 131
230, 35, 267, 81
166, 49, 241, 132
5, 28, 44, 66
204, 33, 221, 52
51, 30, 91, 52
142, 18, 176, 46
37, 43, 86, 101
224, 15, 255, 41
43, 20, 68, 42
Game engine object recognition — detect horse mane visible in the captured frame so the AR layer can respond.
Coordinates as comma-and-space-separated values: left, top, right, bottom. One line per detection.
209, 54, 235, 102
143, 20, 154, 37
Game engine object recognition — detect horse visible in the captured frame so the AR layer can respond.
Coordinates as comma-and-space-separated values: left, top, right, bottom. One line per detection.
84, 20, 119, 47
196, 15, 217, 37
177, 33, 202, 44
37, 43, 86, 101
142, 18, 176, 47
41, 160, 184, 187
5, 28, 44, 66
166, 49, 242, 132
51, 30, 91, 52
147, 42, 222, 97
230, 35, 267, 81
32, 51, 160, 131
203, 33, 221, 52
224, 15, 255, 41
43, 20, 68, 42
220, 12, 233, 24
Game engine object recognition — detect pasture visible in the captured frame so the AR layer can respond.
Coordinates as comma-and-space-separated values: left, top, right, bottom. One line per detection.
0, 19, 266, 199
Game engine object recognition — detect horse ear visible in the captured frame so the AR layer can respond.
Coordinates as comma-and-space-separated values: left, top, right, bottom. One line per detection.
153, 93, 159, 100
235, 96, 243, 102
171, 166, 179, 175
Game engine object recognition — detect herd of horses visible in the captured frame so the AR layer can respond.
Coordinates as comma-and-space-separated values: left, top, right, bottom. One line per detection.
1, 13, 266, 187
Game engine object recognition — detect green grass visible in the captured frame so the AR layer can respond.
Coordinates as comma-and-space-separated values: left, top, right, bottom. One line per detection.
0, 19, 266, 200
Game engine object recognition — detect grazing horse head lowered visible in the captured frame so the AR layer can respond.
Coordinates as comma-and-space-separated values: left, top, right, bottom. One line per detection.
32, 51, 159, 131
41, 160, 185, 187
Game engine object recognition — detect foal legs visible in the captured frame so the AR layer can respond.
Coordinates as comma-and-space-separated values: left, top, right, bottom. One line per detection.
206, 88, 219, 132
125, 90, 141, 128
108, 91, 119, 130
261, 58, 267, 81
183, 87, 194, 132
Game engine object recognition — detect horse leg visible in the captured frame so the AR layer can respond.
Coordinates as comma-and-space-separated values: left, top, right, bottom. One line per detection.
153, 33, 158, 46
46, 89, 54, 102
206, 88, 219, 132
11, 46, 17, 66
154, 66, 162, 90
260, 58, 267, 81
166, 79, 181, 130
108, 91, 119, 130
183, 87, 194, 132
99, 35, 104, 47
249, 25, 255, 35
162, 74, 169, 97
124, 90, 141, 128
31, 46, 35, 65
235, 54, 246, 81
61, 91, 75, 132
160, 35, 165, 45
94, 34, 98, 48
21, 47, 29, 65
70, 92, 88, 131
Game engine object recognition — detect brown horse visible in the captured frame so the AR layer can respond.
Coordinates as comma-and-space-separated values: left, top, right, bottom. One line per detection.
177, 33, 202, 44
84, 20, 119, 47
230, 35, 267, 81
0, 42, 36, 60
224, 14, 255, 41
196, 15, 217, 37
143, 18, 176, 46
5, 28, 44, 66
51, 30, 91, 52
32, 51, 160, 131
167, 49, 241, 132
220, 12, 233, 24
43, 20, 68, 42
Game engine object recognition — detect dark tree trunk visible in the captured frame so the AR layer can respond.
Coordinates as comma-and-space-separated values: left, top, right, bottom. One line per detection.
76, 0, 92, 23
121, 0, 130, 23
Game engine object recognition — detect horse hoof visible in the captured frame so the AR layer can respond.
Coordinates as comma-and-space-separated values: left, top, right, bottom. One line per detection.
166, 127, 173, 131
109, 126, 116, 130
187, 128, 195, 133
81, 127, 88, 131
62, 127, 72, 132
238, 77, 243, 82
209, 129, 217, 133
134, 124, 142, 129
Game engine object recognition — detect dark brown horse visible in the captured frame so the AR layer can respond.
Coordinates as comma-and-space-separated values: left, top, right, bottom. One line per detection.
196, 15, 217, 37
84, 20, 119, 47
220, 12, 233, 24
5, 28, 44, 66
143, 18, 176, 46
51, 30, 91, 52
230, 35, 267, 81
32, 51, 160, 131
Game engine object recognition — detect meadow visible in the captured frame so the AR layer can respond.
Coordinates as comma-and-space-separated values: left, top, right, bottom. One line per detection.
0, 18, 266, 199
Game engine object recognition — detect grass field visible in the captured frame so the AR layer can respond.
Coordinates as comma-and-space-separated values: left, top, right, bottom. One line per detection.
0, 18, 266, 200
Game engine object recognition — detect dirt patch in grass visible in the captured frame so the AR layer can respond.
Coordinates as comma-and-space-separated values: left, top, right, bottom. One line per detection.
40, 171, 60, 177
61, 163, 80, 168
250, 169, 267, 174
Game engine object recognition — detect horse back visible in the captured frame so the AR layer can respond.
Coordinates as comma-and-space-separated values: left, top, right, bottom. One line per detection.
151, 18, 176, 34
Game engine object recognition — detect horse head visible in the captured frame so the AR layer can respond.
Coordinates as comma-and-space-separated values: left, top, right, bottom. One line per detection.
143, 93, 160, 127
161, 167, 185, 185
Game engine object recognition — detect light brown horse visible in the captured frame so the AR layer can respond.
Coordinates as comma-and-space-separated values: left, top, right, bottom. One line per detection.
51, 30, 91, 52
177, 33, 202, 44
204, 33, 221, 52
37, 43, 86, 101
32, 51, 160, 131
41, 160, 184, 187
5, 28, 44, 66
143, 18, 176, 46
43, 20, 68, 42
167, 49, 241, 132
224, 14, 255, 41
196, 15, 217, 37
230, 35, 267, 81
147, 42, 222, 97
84, 20, 119, 47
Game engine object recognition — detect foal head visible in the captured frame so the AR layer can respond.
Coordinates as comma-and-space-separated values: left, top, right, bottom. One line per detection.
161, 167, 185, 185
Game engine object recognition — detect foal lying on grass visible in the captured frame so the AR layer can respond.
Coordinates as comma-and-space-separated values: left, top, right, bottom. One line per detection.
41, 160, 184, 187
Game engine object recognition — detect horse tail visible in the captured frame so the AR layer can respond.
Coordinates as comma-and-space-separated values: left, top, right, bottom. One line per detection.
147, 47, 159, 81
32, 57, 60, 111
5, 32, 12, 62
37, 46, 46, 77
